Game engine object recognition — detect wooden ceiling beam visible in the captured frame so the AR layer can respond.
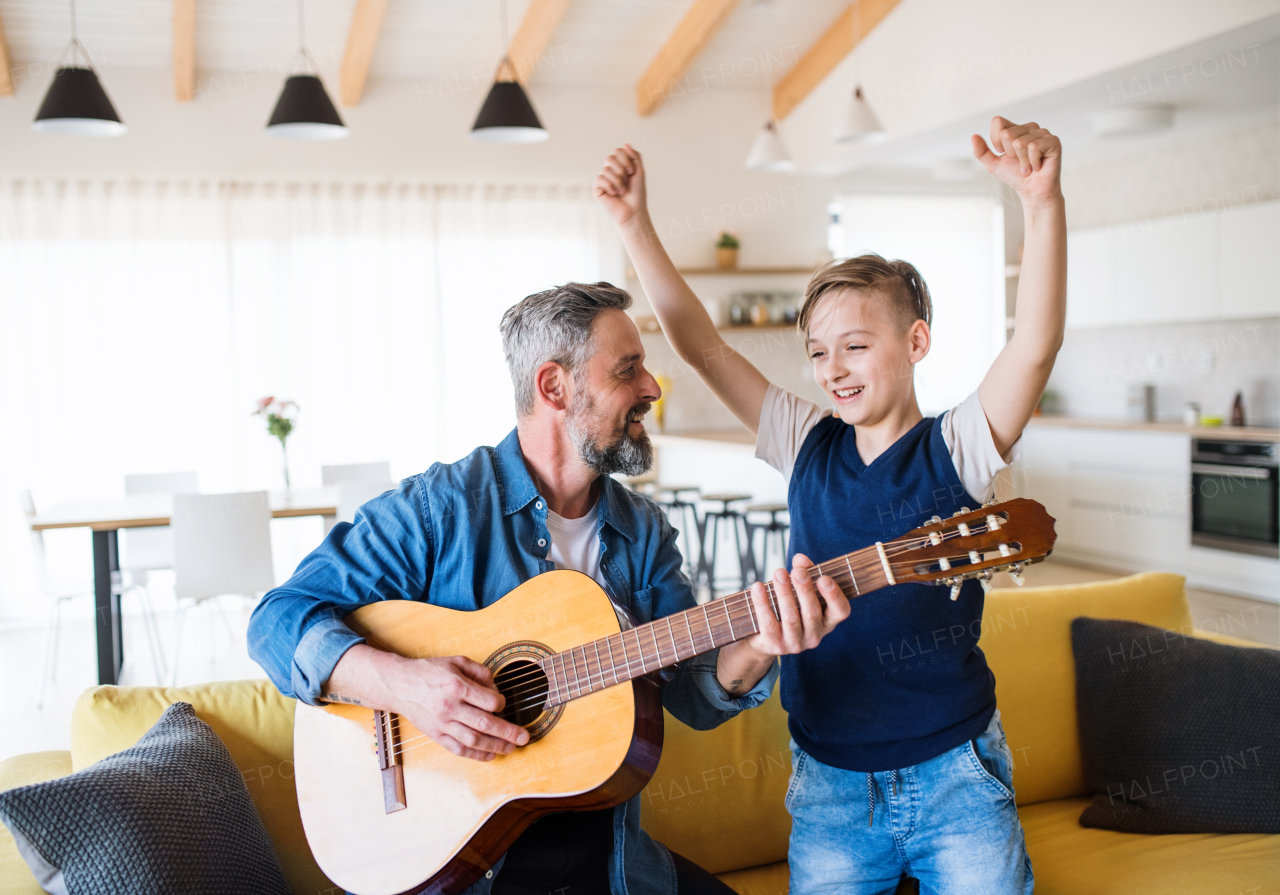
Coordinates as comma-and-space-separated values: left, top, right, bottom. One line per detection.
0, 10, 15, 97
636, 0, 739, 116
507, 0, 574, 84
340, 0, 389, 107
772, 0, 900, 121
173, 0, 196, 102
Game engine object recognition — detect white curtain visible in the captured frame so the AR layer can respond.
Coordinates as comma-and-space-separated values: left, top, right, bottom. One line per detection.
0, 179, 622, 621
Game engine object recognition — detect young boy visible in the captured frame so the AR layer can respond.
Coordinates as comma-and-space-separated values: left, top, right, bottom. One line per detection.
593, 117, 1065, 894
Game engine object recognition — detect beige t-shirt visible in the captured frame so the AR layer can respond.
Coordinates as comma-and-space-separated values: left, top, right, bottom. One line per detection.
754, 384, 1019, 503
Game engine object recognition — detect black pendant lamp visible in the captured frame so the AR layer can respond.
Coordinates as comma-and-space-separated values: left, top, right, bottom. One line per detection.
32, 0, 126, 136
470, 0, 549, 143
266, 0, 349, 140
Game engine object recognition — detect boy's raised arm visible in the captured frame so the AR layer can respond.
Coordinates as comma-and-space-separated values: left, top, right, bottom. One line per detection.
595, 144, 771, 435
972, 117, 1067, 459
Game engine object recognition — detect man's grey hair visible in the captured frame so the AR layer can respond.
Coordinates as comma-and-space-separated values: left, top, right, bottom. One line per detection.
500, 282, 633, 417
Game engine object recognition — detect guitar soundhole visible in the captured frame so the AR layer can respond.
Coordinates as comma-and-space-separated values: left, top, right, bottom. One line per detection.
485, 641, 564, 743
496, 660, 549, 727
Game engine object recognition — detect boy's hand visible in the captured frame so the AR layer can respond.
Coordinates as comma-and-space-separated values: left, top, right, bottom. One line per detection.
593, 143, 647, 226
971, 116, 1062, 205
741, 554, 851, 658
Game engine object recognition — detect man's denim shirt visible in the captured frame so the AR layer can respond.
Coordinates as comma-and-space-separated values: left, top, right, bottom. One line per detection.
248, 428, 778, 895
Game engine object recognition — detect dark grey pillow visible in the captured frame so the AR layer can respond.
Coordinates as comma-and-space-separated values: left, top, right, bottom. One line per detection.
0, 701, 290, 895
1071, 616, 1280, 833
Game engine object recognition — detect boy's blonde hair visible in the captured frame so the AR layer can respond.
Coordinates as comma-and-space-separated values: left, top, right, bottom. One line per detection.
798, 254, 933, 337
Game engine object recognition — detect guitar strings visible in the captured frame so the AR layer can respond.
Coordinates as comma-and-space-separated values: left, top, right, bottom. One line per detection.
465, 522, 1012, 707
476, 520, 1003, 697
479, 520, 1007, 700
491, 542, 1010, 717
388, 520, 1020, 756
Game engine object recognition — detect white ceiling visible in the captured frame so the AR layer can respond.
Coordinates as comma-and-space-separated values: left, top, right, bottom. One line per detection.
0, 0, 851, 88
816, 13, 1280, 176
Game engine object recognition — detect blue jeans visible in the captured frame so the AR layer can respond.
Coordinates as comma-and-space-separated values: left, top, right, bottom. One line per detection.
786, 709, 1033, 895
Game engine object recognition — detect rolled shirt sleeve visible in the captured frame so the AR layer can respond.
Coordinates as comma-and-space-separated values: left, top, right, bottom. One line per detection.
247, 477, 433, 705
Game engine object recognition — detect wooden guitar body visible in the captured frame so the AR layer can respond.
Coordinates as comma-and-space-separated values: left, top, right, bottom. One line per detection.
293, 571, 663, 895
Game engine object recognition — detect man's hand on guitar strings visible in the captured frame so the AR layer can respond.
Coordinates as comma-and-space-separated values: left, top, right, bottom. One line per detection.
741, 553, 851, 658
394, 655, 531, 762
324, 646, 531, 763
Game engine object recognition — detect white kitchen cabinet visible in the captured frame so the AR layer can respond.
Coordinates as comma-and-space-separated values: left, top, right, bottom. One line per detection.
1064, 227, 1117, 328
1013, 426, 1190, 570
1112, 213, 1218, 324
1220, 200, 1280, 319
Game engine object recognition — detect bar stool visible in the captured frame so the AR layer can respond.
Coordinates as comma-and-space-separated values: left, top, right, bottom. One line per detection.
697, 493, 753, 593
652, 485, 701, 577
744, 503, 790, 584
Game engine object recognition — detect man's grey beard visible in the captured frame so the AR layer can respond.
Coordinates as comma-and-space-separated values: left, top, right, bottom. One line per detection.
565, 389, 654, 477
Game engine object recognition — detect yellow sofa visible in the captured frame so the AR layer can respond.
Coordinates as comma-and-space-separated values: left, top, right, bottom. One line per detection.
2, 572, 1276, 894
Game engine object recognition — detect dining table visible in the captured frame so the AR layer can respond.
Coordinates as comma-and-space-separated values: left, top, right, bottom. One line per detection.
27, 487, 338, 686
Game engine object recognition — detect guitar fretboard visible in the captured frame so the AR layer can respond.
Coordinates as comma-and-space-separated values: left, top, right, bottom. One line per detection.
538, 542, 893, 706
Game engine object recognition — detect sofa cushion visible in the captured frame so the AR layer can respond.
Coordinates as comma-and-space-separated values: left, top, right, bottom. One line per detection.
69, 679, 333, 895
1072, 616, 1280, 833
715, 860, 790, 895
0, 702, 289, 895
0, 753, 72, 895
977, 572, 1193, 806
1021, 796, 1279, 894
641, 688, 792, 875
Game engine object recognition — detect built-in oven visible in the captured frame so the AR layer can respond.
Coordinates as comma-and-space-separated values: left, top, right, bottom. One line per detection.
1191, 439, 1279, 558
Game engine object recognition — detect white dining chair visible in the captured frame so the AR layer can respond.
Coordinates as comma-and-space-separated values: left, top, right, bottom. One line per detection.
321, 462, 392, 533
20, 490, 166, 705
120, 471, 199, 679
122, 471, 198, 578
169, 491, 275, 686
337, 479, 397, 525
321, 461, 392, 486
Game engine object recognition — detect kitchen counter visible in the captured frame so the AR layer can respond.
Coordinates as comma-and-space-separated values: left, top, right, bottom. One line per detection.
1028, 416, 1279, 443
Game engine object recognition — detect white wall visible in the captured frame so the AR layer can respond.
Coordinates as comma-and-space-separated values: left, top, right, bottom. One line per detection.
780, 0, 1280, 172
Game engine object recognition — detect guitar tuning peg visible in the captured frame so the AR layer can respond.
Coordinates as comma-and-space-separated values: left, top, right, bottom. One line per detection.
980, 576, 992, 593
1007, 563, 1026, 587
950, 506, 972, 517
930, 515, 943, 524
949, 581, 963, 601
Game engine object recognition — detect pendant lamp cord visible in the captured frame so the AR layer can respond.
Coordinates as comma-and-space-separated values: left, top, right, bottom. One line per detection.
297, 0, 306, 52
64, 0, 93, 68
499, 0, 509, 52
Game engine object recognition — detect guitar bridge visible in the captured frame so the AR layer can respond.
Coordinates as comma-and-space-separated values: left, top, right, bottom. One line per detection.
373, 709, 406, 813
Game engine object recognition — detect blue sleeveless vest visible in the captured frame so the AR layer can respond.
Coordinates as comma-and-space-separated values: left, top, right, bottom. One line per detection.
783, 412, 996, 772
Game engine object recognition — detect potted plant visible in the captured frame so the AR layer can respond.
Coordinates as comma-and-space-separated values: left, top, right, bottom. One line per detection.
715, 232, 740, 269
254, 396, 299, 490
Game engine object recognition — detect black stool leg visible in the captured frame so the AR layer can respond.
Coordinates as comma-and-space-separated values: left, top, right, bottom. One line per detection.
733, 514, 750, 591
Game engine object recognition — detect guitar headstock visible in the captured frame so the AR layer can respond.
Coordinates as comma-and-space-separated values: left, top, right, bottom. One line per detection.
885, 498, 1056, 597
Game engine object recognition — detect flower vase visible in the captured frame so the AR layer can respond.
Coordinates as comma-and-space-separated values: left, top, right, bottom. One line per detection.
280, 439, 292, 492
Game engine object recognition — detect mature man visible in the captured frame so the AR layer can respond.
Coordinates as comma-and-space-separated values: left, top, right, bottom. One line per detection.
248, 282, 850, 895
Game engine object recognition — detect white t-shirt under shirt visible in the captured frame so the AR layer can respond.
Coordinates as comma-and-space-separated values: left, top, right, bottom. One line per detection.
754, 383, 1019, 503
545, 502, 635, 630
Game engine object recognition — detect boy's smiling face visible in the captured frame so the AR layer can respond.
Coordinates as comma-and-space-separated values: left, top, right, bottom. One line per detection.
805, 287, 931, 427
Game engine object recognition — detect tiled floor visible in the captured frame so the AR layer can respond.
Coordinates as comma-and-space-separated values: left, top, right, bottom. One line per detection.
1, 560, 1275, 767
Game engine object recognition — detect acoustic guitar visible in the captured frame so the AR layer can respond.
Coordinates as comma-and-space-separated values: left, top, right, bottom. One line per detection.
294, 498, 1056, 895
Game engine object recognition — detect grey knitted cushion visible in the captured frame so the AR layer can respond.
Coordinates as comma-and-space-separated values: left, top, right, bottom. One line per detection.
1071, 616, 1280, 833
0, 701, 290, 895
